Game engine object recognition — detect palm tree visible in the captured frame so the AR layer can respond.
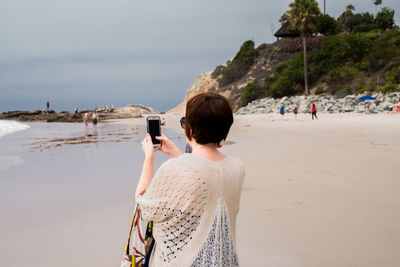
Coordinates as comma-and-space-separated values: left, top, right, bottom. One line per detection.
285, 0, 321, 95
373, 0, 382, 14
338, 4, 355, 31
346, 4, 355, 12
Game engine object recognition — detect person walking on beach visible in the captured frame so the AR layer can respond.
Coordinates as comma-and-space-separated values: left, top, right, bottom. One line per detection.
46, 100, 50, 111
280, 104, 285, 119
135, 92, 245, 266
83, 112, 89, 127
311, 104, 317, 120
293, 105, 298, 119
92, 111, 98, 128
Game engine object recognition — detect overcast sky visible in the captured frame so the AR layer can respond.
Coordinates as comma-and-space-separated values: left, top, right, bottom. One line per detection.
1, 0, 399, 112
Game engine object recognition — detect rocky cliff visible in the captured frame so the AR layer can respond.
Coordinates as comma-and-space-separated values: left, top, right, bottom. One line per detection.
168, 38, 319, 114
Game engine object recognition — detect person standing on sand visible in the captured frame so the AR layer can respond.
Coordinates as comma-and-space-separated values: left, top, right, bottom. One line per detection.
92, 111, 98, 128
311, 104, 317, 120
83, 112, 89, 127
280, 104, 285, 119
135, 93, 244, 266
46, 100, 50, 111
365, 105, 371, 115
293, 105, 298, 119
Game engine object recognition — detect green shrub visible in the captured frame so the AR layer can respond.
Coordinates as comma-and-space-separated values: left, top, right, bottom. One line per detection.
354, 81, 366, 94
344, 87, 353, 95
275, 63, 288, 73
329, 87, 338, 94
318, 14, 339, 35
329, 65, 365, 84
352, 24, 378, 33
386, 66, 400, 84
376, 7, 395, 30
315, 87, 324, 94
378, 83, 397, 93
266, 53, 304, 97
343, 33, 372, 62
364, 31, 380, 40
241, 81, 260, 107
356, 60, 371, 71
368, 43, 398, 70
219, 40, 259, 87
366, 82, 377, 93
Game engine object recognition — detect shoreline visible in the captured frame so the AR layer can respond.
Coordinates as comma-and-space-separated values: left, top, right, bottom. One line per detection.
0, 104, 157, 123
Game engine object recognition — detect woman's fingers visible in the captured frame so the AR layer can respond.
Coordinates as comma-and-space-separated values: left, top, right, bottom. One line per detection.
155, 135, 167, 142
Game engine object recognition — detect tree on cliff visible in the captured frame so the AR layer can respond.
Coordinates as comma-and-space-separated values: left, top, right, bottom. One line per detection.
338, 5, 355, 32
282, 0, 321, 95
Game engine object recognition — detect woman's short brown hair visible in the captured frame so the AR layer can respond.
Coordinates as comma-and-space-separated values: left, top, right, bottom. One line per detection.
185, 92, 233, 145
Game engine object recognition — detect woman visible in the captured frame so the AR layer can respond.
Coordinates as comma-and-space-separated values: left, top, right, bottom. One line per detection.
135, 93, 245, 266
83, 112, 89, 127
311, 104, 317, 120
279, 104, 285, 119
293, 105, 298, 119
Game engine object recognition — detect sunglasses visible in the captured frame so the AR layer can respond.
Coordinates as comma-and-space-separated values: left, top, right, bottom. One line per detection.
180, 117, 185, 128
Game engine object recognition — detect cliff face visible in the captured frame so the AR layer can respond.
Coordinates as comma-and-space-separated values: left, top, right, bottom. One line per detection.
168, 39, 305, 114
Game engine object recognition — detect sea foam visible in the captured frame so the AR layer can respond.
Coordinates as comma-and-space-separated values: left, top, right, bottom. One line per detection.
0, 120, 30, 138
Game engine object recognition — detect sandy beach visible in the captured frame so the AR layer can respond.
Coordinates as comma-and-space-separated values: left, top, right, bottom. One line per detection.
1, 113, 400, 266
227, 113, 400, 267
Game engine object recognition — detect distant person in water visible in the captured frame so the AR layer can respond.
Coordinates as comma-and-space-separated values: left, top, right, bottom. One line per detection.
311, 104, 317, 120
83, 112, 89, 127
180, 116, 192, 153
46, 100, 50, 110
293, 105, 298, 119
92, 111, 99, 128
279, 105, 285, 119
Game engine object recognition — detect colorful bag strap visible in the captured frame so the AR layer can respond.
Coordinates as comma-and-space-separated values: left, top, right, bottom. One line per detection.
124, 205, 138, 262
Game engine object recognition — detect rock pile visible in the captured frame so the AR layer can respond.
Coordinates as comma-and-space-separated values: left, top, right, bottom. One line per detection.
236, 92, 400, 115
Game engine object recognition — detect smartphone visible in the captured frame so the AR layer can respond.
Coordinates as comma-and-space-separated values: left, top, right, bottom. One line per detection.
146, 116, 162, 147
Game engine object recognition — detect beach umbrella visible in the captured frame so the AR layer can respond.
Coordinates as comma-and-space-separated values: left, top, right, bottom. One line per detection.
358, 95, 376, 101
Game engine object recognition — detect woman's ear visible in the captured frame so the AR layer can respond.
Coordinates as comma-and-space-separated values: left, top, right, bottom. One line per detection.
185, 127, 192, 141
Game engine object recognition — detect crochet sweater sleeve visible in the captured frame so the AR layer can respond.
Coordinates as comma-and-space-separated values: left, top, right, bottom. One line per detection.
137, 159, 207, 224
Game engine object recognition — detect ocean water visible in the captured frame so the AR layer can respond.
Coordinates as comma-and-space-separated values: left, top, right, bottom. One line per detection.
0, 120, 30, 138
0, 119, 186, 267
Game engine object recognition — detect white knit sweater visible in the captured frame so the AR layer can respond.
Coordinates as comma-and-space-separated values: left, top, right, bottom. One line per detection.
137, 153, 245, 267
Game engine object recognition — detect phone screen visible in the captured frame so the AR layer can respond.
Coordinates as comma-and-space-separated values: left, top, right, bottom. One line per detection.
148, 119, 161, 145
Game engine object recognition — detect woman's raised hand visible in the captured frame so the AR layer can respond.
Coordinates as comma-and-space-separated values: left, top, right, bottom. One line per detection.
155, 134, 182, 158
141, 133, 156, 159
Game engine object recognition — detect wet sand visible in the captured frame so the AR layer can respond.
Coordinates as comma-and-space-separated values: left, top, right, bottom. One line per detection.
0, 120, 185, 267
